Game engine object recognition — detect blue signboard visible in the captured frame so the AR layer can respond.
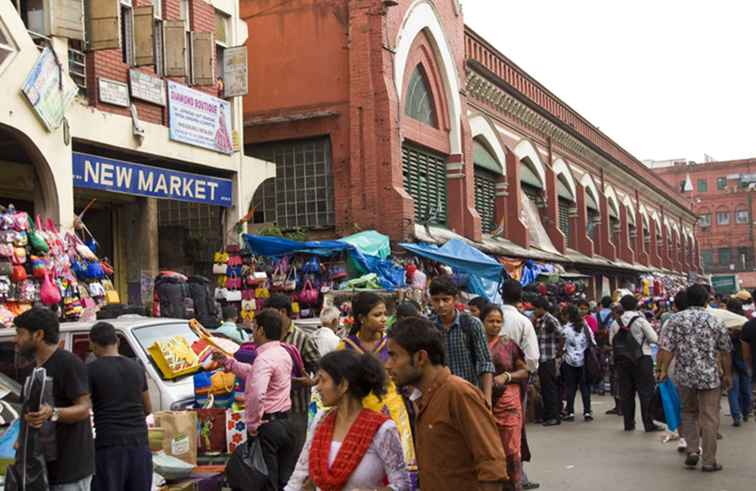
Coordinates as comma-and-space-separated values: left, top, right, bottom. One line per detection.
72, 152, 233, 208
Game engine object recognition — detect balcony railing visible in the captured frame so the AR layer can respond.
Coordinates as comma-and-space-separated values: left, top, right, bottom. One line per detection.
27, 30, 86, 94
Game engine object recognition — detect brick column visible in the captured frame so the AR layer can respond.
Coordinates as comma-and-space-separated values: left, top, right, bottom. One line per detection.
575, 185, 594, 256
597, 193, 616, 260
505, 149, 528, 248
649, 217, 663, 268
543, 163, 566, 253
618, 205, 635, 264
446, 152, 481, 241
635, 209, 649, 266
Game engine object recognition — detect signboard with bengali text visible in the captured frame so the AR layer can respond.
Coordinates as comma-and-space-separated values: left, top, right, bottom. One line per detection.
129, 69, 166, 106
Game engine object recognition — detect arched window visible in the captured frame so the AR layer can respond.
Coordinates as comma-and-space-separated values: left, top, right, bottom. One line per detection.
405, 65, 438, 127
250, 177, 276, 224
473, 138, 502, 233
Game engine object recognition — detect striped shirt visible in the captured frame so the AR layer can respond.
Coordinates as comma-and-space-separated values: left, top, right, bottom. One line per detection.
283, 323, 321, 414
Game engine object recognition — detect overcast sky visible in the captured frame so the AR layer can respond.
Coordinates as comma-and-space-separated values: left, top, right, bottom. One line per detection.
462, 0, 756, 163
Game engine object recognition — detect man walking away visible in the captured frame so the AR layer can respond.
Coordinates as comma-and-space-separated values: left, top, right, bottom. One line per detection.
532, 297, 563, 426
14, 307, 95, 491
610, 295, 662, 432
657, 284, 733, 472
386, 317, 509, 491
88, 322, 152, 491
218, 308, 295, 489
266, 294, 320, 457
500, 280, 540, 373
428, 276, 494, 401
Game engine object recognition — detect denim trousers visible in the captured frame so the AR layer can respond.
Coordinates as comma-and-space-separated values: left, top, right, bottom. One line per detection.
727, 371, 753, 421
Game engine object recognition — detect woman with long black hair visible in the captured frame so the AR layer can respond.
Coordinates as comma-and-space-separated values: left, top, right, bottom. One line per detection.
285, 350, 410, 490
561, 304, 596, 422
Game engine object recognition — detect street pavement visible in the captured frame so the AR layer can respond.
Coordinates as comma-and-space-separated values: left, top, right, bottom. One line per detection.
526, 395, 755, 491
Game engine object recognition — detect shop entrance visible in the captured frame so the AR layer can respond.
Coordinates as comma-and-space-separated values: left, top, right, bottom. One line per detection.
0, 124, 55, 218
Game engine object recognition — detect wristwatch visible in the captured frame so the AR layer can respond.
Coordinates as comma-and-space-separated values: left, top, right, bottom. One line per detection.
50, 407, 60, 422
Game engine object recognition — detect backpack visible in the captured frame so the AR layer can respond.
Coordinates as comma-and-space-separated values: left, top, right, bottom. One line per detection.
152, 271, 188, 318
188, 275, 220, 328
612, 316, 645, 363
582, 326, 603, 384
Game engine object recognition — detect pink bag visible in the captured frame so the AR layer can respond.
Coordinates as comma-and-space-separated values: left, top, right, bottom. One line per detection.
299, 279, 319, 306
40, 270, 62, 306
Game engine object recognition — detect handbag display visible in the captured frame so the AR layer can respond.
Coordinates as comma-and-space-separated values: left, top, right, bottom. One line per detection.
299, 279, 319, 306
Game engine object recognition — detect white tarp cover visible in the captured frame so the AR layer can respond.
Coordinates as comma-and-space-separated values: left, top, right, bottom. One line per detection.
521, 193, 560, 255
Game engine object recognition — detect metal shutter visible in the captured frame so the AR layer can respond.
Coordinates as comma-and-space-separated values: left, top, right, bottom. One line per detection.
474, 168, 497, 233
558, 197, 572, 239
402, 144, 447, 225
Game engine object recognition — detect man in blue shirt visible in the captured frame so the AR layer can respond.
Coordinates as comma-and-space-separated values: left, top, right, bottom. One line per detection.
214, 305, 249, 343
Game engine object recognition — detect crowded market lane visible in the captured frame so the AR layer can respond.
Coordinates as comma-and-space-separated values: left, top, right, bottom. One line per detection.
527, 395, 756, 491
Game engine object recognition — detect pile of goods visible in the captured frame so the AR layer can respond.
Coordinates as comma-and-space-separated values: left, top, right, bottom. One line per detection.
0, 205, 117, 326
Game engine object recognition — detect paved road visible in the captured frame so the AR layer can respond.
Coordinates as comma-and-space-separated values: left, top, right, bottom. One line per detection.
525, 395, 755, 491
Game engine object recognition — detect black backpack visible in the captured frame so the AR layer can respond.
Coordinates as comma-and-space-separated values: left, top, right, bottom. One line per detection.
613, 316, 645, 363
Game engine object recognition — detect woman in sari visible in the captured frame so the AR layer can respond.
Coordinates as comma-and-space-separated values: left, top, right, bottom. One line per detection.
337, 292, 418, 489
482, 304, 530, 491
285, 350, 410, 490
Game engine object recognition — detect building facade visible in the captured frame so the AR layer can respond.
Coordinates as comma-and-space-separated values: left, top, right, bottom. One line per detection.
0, 0, 273, 303
654, 158, 756, 283
240, 0, 700, 294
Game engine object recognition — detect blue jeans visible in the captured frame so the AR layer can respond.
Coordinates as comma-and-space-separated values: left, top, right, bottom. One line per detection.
728, 371, 753, 421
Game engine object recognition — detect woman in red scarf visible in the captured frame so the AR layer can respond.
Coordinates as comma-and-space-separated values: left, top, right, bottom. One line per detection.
285, 350, 410, 491
482, 304, 530, 491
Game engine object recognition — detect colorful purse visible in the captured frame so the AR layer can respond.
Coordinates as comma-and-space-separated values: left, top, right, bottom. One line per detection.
29, 216, 49, 254
299, 279, 319, 306
11, 265, 27, 283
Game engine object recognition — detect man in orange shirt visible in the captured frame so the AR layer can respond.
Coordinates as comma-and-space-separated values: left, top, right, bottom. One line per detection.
386, 317, 509, 491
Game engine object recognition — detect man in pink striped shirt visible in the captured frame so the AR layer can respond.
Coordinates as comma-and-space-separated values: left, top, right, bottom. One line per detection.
218, 308, 294, 489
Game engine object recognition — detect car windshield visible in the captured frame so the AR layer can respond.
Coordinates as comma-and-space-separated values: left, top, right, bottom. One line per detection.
132, 322, 200, 381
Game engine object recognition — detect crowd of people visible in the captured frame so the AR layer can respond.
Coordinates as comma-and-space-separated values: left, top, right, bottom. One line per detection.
8, 276, 755, 490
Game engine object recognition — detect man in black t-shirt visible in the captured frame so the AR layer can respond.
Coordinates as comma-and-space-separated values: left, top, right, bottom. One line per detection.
88, 321, 153, 491
15, 307, 95, 490
742, 319, 755, 372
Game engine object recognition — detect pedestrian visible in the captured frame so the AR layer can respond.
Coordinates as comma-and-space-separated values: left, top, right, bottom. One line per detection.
661, 290, 689, 453
499, 280, 540, 373
428, 276, 494, 401
285, 350, 411, 491
315, 306, 342, 356
337, 292, 418, 486
87, 321, 152, 491
604, 301, 624, 416
724, 299, 752, 427
610, 294, 662, 432
657, 284, 733, 472
216, 308, 296, 489
14, 307, 95, 490
266, 293, 321, 456
532, 297, 563, 426
560, 305, 595, 422
481, 304, 530, 491
386, 317, 509, 491
578, 299, 598, 335
467, 296, 490, 320
499, 279, 541, 490
396, 300, 422, 321
214, 305, 249, 344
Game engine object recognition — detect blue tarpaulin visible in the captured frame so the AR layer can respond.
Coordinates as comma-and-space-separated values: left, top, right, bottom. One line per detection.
399, 239, 504, 301
241, 233, 406, 291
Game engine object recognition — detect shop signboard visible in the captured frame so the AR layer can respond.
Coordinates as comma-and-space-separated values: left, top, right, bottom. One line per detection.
167, 81, 234, 154
222, 46, 248, 98
711, 274, 738, 295
98, 78, 130, 107
72, 152, 233, 207
129, 69, 166, 106
21, 47, 78, 131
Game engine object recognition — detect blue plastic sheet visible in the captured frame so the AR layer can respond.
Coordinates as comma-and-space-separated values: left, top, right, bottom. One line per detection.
399, 239, 503, 302
659, 378, 681, 432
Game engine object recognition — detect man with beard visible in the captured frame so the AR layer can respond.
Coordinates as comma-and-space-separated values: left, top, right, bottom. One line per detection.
386, 317, 508, 491
15, 307, 94, 490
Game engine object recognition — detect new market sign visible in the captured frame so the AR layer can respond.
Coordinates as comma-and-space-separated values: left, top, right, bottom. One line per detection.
72, 152, 233, 207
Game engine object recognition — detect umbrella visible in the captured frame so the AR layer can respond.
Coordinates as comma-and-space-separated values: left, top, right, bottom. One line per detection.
706, 307, 748, 330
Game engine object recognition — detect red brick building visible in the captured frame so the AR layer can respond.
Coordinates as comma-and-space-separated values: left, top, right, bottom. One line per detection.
241, 0, 700, 292
654, 158, 756, 282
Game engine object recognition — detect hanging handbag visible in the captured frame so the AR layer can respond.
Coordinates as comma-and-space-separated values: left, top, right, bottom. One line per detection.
13, 231, 28, 247
246, 271, 267, 287
0, 244, 12, 257
29, 216, 49, 254
241, 289, 255, 301
0, 261, 11, 277
329, 262, 348, 280
11, 265, 27, 283
224, 289, 242, 302
284, 268, 297, 292
271, 264, 286, 290
12, 212, 29, 232
213, 263, 228, 275
100, 259, 114, 277
299, 279, 319, 306
40, 271, 62, 306
86, 260, 105, 280
254, 283, 270, 299
12, 247, 26, 265
30, 256, 48, 279
302, 256, 321, 274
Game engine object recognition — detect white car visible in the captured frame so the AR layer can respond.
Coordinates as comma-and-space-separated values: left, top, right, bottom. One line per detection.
0, 315, 200, 411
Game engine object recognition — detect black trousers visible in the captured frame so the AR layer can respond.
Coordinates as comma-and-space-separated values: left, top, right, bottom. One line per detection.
539, 359, 561, 421
616, 355, 656, 430
257, 418, 296, 490
92, 444, 152, 491
564, 363, 592, 415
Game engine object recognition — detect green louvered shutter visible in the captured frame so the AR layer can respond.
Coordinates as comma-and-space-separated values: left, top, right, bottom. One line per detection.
402, 144, 448, 225
474, 168, 497, 233
558, 197, 572, 239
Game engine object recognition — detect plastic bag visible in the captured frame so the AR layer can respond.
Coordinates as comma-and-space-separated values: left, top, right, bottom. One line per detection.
226, 436, 269, 490
659, 378, 681, 432
0, 419, 20, 459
